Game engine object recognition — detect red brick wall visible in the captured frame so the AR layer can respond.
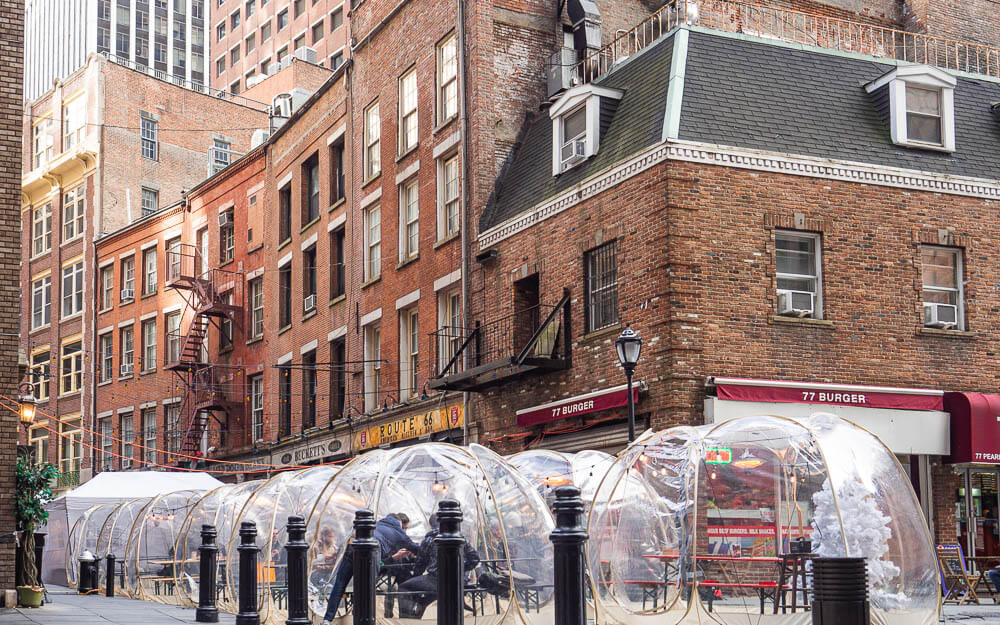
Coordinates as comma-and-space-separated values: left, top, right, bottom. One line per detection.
901, 0, 1000, 48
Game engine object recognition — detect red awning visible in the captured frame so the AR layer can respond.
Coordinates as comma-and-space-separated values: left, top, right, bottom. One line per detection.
944, 392, 1000, 464
711, 377, 944, 411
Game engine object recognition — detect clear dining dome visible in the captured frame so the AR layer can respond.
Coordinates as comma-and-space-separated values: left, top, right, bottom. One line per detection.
587, 414, 938, 625
507, 449, 616, 508
306, 443, 555, 625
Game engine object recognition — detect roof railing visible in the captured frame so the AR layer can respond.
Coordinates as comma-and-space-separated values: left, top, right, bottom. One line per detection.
574, 0, 1000, 84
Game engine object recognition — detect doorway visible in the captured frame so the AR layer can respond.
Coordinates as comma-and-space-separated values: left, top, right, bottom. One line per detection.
959, 468, 1000, 559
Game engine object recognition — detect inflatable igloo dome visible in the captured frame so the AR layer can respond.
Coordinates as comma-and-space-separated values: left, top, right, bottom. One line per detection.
507, 449, 616, 508
587, 414, 938, 625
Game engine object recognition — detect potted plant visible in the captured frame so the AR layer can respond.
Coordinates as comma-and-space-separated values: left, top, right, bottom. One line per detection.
15, 456, 58, 607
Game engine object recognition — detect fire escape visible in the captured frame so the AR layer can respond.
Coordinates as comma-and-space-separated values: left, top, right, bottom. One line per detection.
165, 243, 244, 462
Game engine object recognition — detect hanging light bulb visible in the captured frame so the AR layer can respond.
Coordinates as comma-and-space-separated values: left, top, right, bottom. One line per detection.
431, 472, 448, 493
710, 471, 717, 480
732, 448, 764, 470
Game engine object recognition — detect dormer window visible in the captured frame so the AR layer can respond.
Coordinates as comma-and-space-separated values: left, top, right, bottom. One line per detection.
549, 84, 623, 175
865, 64, 956, 152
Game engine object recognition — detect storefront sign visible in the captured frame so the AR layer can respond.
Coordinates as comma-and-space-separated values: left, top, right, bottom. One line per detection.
705, 447, 732, 464
515, 384, 641, 427
204, 455, 270, 474
713, 377, 944, 411
354, 404, 464, 451
276, 433, 351, 466
707, 525, 777, 557
707, 526, 776, 538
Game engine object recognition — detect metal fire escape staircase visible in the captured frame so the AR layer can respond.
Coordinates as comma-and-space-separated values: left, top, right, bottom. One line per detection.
165, 244, 244, 461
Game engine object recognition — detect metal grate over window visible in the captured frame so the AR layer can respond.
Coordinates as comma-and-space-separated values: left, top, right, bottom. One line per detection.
585, 241, 619, 333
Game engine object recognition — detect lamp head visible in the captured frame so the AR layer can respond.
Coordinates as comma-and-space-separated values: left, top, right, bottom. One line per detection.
18, 385, 37, 426
615, 324, 642, 372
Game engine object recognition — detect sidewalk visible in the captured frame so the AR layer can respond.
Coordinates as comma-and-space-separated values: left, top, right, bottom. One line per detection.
943, 603, 1000, 624
0, 587, 235, 625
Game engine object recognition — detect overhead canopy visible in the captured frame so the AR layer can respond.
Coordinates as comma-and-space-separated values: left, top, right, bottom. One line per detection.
944, 392, 1000, 464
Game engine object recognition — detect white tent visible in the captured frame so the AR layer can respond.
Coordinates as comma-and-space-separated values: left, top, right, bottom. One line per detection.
42, 471, 223, 586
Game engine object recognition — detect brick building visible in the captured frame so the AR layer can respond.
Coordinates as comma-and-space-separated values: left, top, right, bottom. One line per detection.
211, 0, 347, 95
434, 6, 1000, 557
19, 54, 267, 490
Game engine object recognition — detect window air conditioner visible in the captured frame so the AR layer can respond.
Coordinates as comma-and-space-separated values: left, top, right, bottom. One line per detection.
218, 211, 233, 227
561, 139, 587, 170
120, 362, 134, 376
304, 294, 317, 312
924, 302, 958, 329
120, 288, 134, 300
778, 290, 815, 317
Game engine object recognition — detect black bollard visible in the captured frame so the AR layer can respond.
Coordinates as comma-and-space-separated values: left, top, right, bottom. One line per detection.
550, 486, 588, 625
196, 524, 219, 623
236, 521, 260, 625
284, 516, 309, 625
352, 510, 379, 625
436, 499, 465, 625
78, 552, 95, 594
106, 554, 115, 597
812, 557, 870, 625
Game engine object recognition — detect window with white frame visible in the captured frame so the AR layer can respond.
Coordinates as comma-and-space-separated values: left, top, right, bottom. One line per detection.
921, 245, 963, 330
220, 292, 233, 350
141, 115, 158, 160
32, 203, 51, 256
31, 351, 49, 402
560, 106, 587, 166
249, 277, 264, 339
99, 416, 113, 471
864, 64, 956, 151
166, 403, 181, 454
29, 425, 48, 467
399, 69, 418, 154
549, 85, 622, 175
365, 204, 381, 280
251, 374, 264, 441
167, 238, 181, 281
100, 265, 114, 310
120, 326, 134, 375
63, 186, 85, 241
61, 341, 82, 394
141, 187, 158, 216
143, 247, 157, 295
31, 275, 51, 329
220, 211, 235, 263
212, 138, 231, 174
142, 318, 157, 371
33, 117, 53, 169
584, 241, 619, 332
166, 312, 181, 363
437, 33, 457, 125
59, 417, 83, 475
142, 408, 157, 464
906, 85, 943, 145
61, 260, 84, 317
400, 179, 419, 260
438, 289, 462, 375
121, 413, 134, 468
364, 325, 381, 413
99, 333, 113, 383
400, 308, 419, 398
63, 97, 86, 151
439, 155, 460, 239
364, 102, 381, 180
121, 256, 135, 299
775, 231, 822, 318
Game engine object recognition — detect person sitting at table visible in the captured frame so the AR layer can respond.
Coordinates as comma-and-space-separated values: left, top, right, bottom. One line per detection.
397, 514, 481, 619
989, 564, 1000, 594
321, 513, 420, 625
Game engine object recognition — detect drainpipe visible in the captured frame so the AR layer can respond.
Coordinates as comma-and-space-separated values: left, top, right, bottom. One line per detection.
457, 0, 471, 444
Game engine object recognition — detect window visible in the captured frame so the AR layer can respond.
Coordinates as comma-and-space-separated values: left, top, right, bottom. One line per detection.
303, 153, 320, 224
166, 403, 181, 454
248, 277, 263, 339
560, 105, 587, 169
61, 341, 82, 394
121, 413, 134, 468
330, 140, 345, 204
31, 351, 49, 402
120, 326, 134, 375
99, 417, 113, 471
303, 245, 317, 312
98, 26, 110, 52
143, 408, 157, 465
365, 204, 381, 281
584, 241, 619, 332
276, 46, 288, 61
261, 58, 271, 74
100, 265, 114, 310
166, 311, 181, 363
330, 6, 342, 30
330, 51, 343, 70
302, 349, 316, 429
293, 34, 305, 50
33, 117, 53, 169
277, 9, 288, 30
245, 32, 255, 53
921, 246, 963, 330
61, 260, 84, 317
399, 69, 418, 154
31, 275, 51, 329
437, 34, 458, 125
311, 20, 323, 43
438, 290, 462, 374
775, 231, 822, 318
865, 65, 956, 151
364, 102, 381, 180
400, 180, 419, 260
250, 374, 264, 441
220, 292, 233, 350
329, 227, 344, 299
231, 45, 241, 65
230, 9, 240, 28
59, 417, 83, 476
141, 187, 158, 216
121, 256, 135, 299
217, 21, 226, 40
32, 203, 51, 256
141, 116, 158, 160
142, 318, 157, 371
293, 0, 304, 17
212, 139, 232, 174
29, 426, 48, 467
220, 211, 234, 263
193, 0, 204, 18
216, 56, 226, 76
278, 183, 292, 243
278, 366, 291, 438
279, 264, 292, 328
155, 41, 167, 64
165, 238, 180, 282
230, 79, 242, 95
245, 0, 255, 17
99, 333, 113, 383
143, 247, 157, 295
400, 309, 419, 398
63, 97, 85, 151
439, 155, 460, 238
116, 30, 130, 56
364, 325, 381, 413
906, 85, 942, 145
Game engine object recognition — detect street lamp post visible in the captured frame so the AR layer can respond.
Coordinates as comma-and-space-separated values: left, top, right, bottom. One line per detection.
615, 325, 642, 443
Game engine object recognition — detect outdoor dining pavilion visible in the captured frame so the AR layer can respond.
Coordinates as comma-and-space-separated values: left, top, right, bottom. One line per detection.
587, 414, 939, 625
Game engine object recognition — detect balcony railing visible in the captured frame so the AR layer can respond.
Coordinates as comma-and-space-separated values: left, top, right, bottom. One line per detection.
429, 291, 571, 392
572, 0, 1000, 84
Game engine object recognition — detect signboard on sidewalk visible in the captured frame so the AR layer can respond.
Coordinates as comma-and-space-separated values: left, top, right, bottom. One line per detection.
354, 403, 463, 451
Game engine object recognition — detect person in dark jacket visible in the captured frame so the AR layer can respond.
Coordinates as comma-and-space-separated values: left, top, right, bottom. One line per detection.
321, 513, 420, 624
397, 514, 480, 618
